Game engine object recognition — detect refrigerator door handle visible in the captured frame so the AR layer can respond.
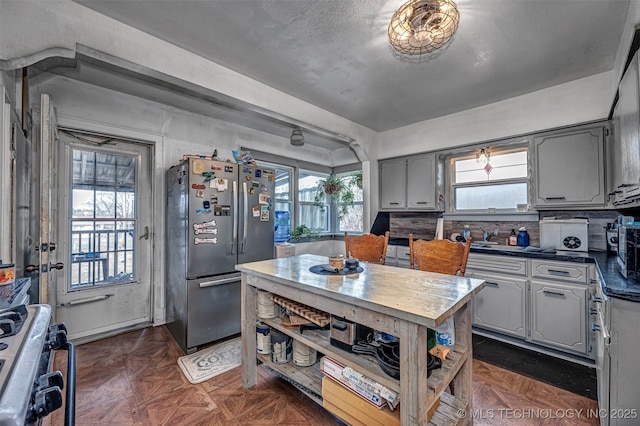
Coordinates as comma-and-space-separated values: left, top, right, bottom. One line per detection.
199, 275, 241, 288
232, 180, 238, 254
242, 182, 248, 253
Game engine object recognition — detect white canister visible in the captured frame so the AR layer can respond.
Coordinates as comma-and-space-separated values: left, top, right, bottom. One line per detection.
257, 290, 277, 318
292, 339, 317, 367
256, 322, 271, 355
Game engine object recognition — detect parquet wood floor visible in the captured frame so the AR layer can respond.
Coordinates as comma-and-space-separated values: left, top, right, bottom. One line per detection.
45, 325, 598, 425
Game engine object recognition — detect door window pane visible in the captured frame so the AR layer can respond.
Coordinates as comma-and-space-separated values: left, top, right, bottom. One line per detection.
69, 149, 137, 289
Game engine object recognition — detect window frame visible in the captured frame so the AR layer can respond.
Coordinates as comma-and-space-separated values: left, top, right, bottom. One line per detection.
448, 145, 530, 213
252, 149, 362, 237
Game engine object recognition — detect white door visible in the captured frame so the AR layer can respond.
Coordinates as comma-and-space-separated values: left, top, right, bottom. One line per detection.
55, 129, 153, 342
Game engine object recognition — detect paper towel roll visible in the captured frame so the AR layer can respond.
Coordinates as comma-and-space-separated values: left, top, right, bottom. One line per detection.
435, 218, 444, 240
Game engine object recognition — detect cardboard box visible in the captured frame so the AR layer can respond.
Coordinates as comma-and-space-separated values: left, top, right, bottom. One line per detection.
322, 376, 400, 426
320, 356, 387, 408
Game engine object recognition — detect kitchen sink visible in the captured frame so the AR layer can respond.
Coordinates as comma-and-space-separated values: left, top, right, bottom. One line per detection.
471, 242, 524, 250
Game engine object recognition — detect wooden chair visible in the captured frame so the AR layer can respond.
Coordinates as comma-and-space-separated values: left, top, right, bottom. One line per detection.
408, 234, 472, 276
344, 231, 390, 264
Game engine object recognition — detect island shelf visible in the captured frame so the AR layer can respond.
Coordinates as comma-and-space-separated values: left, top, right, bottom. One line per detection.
238, 254, 485, 426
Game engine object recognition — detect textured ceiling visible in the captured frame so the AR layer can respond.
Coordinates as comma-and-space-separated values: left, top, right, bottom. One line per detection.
74, 0, 629, 132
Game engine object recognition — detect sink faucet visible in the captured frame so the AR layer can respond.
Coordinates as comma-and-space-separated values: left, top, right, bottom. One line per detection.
483, 229, 500, 241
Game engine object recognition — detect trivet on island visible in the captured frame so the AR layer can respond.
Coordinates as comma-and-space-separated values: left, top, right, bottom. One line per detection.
309, 264, 364, 275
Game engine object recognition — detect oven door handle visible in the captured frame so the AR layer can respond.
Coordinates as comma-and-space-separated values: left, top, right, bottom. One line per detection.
63, 342, 76, 426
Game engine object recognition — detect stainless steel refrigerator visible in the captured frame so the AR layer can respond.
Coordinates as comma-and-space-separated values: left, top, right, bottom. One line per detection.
165, 158, 275, 354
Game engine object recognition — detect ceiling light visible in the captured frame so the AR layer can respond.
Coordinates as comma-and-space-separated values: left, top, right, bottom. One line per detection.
290, 126, 304, 146
388, 0, 459, 62
476, 148, 490, 164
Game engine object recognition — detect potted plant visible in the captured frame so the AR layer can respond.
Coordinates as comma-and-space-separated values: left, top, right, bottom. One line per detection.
313, 173, 361, 216
288, 225, 320, 243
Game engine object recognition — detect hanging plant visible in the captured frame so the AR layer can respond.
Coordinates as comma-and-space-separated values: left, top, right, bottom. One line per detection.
313, 173, 361, 216
352, 171, 363, 189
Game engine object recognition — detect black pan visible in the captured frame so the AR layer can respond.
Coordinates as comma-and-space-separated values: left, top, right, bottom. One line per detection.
352, 341, 442, 379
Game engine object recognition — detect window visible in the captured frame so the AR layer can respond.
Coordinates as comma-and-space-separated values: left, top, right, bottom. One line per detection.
255, 152, 362, 237
299, 169, 330, 233
451, 148, 528, 211
336, 172, 363, 233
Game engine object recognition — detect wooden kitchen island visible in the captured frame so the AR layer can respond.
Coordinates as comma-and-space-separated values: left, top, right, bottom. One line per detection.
237, 254, 486, 426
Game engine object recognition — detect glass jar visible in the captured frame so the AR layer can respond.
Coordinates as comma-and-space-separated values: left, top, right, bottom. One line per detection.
517, 229, 530, 247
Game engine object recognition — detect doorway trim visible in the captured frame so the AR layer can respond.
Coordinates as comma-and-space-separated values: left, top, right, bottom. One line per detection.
55, 114, 166, 325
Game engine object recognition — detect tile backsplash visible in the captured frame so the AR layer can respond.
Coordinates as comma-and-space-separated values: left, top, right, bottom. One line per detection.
385, 210, 619, 251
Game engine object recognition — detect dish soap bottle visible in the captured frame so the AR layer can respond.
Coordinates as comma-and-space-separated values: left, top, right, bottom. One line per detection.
517, 227, 530, 247
462, 225, 471, 242
509, 229, 517, 246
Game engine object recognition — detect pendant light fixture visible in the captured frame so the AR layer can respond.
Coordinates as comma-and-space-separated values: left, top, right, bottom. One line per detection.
388, 0, 460, 62
290, 126, 304, 146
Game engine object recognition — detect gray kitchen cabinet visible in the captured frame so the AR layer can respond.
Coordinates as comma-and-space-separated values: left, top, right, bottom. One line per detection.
610, 99, 626, 204
407, 154, 437, 209
530, 280, 588, 355
532, 124, 606, 208
467, 254, 527, 338
593, 281, 640, 425
384, 245, 397, 267
395, 246, 411, 268
468, 252, 595, 360
593, 276, 610, 424
612, 51, 640, 204
530, 259, 589, 284
379, 153, 441, 211
379, 158, 406, 209
468, 271, 527, 338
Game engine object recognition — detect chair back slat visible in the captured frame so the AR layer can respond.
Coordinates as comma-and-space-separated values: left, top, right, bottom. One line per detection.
408, 234, 471, 276
345, 231, 390, 265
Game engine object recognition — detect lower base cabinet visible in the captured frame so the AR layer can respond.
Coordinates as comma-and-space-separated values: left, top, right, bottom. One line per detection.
469, 272, 527, 338
530, 280, 587, 354
468, 253, 593, 359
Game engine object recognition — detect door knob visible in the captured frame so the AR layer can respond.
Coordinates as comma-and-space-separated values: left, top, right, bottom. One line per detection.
50, 262, 64, 270
26, 264, 39, 273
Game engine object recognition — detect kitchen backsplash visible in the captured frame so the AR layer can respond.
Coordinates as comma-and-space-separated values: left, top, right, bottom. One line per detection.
385, 210, 619, 251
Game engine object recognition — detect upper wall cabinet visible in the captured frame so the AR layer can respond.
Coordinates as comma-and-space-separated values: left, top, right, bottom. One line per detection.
612, 51, 640, 204
380, 158, 407, 209
532, 124, 605, 208
379, 153, 442, 211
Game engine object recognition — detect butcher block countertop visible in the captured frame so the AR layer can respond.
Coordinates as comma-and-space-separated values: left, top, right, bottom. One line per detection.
236, 253, 486, 329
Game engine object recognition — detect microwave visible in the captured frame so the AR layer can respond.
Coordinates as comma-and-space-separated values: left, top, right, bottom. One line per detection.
617, 224, 640, 278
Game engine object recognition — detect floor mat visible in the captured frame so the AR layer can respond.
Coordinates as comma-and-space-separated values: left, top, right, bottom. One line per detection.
177, 337, 241, 384
472, 334, 597, 400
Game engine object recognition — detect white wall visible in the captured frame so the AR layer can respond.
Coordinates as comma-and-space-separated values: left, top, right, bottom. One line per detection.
368, 71, 614, 220
30, 72, 366, 324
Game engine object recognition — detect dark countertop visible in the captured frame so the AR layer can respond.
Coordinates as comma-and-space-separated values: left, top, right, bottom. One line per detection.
387, 239, 640, 303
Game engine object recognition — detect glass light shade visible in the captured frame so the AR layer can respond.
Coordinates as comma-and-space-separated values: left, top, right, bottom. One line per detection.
388, 0, 459, 58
